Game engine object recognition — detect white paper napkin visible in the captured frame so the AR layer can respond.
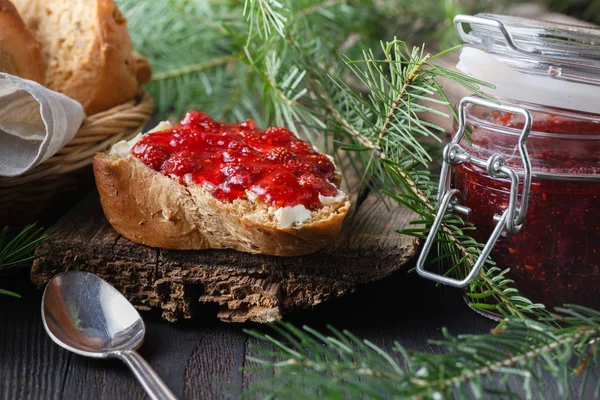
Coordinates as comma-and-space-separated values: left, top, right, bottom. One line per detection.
0, 73, 85, 177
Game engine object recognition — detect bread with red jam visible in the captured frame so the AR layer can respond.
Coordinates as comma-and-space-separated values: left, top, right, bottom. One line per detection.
93, 112, 350, 256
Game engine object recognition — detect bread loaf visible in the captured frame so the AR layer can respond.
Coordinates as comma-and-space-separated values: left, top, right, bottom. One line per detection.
93, 118, 350, 257
11, 0, 151, 115
0, 0, 46, 83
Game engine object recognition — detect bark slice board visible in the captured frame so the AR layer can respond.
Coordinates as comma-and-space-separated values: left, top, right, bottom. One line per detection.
31, 186, 418, 323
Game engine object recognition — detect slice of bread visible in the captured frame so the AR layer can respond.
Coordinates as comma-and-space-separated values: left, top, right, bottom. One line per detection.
93, 125, 350, 256
11, 0, 151, 115
0, 0, 46, 83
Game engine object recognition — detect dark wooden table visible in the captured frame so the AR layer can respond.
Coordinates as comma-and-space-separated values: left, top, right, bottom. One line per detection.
0, 255, 498, 399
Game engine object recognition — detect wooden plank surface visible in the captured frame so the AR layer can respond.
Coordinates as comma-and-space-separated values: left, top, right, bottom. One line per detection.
3, 266, 593, 399
30, 171, 418, 323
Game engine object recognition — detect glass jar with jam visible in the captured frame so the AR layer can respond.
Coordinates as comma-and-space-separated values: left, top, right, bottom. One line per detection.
416, 14, 600, 311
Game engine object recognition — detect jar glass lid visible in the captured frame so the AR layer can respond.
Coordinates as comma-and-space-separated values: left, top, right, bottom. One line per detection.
455, 13, 600, 86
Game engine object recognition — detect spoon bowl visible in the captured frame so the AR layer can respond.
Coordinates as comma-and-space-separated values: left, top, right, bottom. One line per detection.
42, 270, 144, 357
42, 271, 177, 400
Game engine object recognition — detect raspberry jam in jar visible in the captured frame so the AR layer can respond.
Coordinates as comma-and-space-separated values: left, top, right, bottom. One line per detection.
416, 14, 600, 310
455, 105, 600, 309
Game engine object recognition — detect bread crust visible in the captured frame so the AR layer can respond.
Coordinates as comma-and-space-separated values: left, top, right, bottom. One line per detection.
78, 0, 151, 114
93, 153, 350, 256
65, 0, 151, 115
0, 0, 46, 83
11, 0, 151, 115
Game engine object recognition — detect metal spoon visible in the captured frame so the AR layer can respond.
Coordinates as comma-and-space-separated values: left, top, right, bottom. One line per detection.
41, 271, 177, 400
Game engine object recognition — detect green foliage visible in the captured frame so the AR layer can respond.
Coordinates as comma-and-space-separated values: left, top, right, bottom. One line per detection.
0, 223, 56, 298
117, 0, 377, 125
117, 0, 514, 123
117, 0, 251, 122
244, 305, 600, 399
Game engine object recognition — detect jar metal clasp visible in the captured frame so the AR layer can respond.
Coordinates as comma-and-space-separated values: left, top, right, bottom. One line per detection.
416, 96, 533, 287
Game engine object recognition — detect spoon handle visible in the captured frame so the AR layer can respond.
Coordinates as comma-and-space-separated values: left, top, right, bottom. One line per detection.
118, 350, 178, 400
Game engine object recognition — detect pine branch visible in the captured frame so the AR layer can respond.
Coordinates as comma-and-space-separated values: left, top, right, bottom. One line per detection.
244, 305, 600, 399
119, 0, 516, 120
320, 40, 550, 321
377, 52, 432, 151
151, 55, 237, 82
244, 0, 288, 40
296, 0, 345, 18
0, 223, 56, 298
117, 0, 259, 121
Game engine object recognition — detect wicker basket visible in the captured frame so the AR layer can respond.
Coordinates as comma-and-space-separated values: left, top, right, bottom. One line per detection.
0, 91, 154, 224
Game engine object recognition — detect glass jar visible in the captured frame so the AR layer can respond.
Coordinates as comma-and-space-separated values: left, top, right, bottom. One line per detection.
416, 14, 600, 310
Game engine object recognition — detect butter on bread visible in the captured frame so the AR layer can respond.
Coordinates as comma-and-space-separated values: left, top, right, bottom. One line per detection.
0, 0, 46, 83
11, 0, 151, 115
93, 123, 350, 256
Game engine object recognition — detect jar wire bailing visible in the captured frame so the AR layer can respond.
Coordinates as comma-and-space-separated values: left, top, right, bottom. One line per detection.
416, 14, 600, 313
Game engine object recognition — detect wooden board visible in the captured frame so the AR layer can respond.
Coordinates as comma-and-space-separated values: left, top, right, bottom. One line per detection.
31, 156, 418, 323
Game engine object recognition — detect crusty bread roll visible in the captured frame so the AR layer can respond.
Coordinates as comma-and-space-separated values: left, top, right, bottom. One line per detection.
93, 125, 350, 257
0, 0, 46, 83
12, 0, 151, 115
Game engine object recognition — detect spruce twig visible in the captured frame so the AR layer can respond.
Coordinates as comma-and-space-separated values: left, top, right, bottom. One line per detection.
151, 55, 238, 82
377, 53, 432, 152
0, 223, 56, 298
296, 0, 345, 18
245, 306, 600, 399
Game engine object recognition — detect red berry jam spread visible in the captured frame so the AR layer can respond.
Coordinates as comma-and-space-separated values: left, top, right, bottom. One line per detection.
455, 112, 600, 309
130, 111, 339, 210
